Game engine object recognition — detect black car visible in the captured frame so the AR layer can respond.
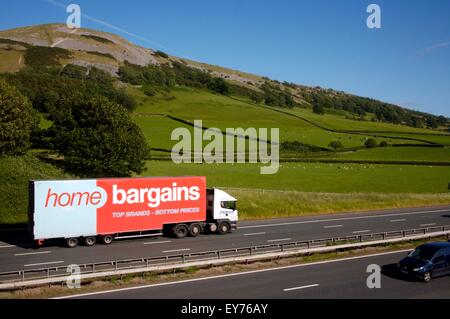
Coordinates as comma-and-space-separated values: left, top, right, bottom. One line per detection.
398, 242, 450, 282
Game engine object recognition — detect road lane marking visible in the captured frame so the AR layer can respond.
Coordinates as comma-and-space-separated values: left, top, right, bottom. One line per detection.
162, 248, 191, 253
283, 284, 319, 292
243, 232, 266, 236
54, 249, 412, 299
323, 225, 343, 229
239, 209, 449, 229
268, 238, 292, 243
420, 223, 436, 227
390, 219, 406, 223
24, 261, 64, 267
352, 230, 371, 234
15, 251, 51, 256
143, 241, 172, 245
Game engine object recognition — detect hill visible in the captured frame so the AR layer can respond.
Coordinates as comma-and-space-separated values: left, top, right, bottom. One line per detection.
0, 23, 448, 129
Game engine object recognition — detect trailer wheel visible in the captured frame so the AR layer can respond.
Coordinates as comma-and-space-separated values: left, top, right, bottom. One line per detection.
218, 221, 231, 235
174, 224, 188, 239
65, 238, 79, 248
100, 235, 114, 245
84, 236, 97, 247
189, 223, 201, 237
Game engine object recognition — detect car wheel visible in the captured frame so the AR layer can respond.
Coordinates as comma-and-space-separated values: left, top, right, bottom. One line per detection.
423, 271, 432, 283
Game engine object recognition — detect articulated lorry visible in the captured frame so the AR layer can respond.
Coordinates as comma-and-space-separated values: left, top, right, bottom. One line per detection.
28, 176, 238, 248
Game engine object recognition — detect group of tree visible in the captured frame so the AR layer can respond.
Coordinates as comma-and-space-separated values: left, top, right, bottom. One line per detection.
302, 90, 448, 129
0, 65, 149, 177
327, 138, 388, 151
118, 61, 231, 96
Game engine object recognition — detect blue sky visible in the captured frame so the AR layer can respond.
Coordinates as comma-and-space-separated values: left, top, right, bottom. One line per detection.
1, 0, 449, 116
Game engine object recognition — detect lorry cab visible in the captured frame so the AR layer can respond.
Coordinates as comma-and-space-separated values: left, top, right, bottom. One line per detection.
207, 188, 238, 232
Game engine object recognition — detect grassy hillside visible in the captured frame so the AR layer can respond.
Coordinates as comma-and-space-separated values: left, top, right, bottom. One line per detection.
0, 156, 72, 224
130, 86, 437, 151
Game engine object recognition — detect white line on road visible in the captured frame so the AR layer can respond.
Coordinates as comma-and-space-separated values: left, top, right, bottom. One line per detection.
323, 225, 343, 229
420, 223, 436, 227
143, 241, 172, 245
24, 261, 64, 267
15, 251, 51, 257
352, 230, 371, 234
54, 249, 412, 299
243, 232, 266, 236
283, 284, 319, 292
267, 238, 292, 243
162, 248, 191, 253
239, 209, 449, 229
390, 219, 406, 223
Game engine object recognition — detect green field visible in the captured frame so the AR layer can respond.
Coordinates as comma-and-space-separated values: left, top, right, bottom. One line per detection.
130, 86, 411, 150
332, 146, 450, 162
142, 161, 450, 194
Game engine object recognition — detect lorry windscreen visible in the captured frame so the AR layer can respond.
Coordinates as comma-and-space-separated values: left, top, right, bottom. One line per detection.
221, 201, 236, 210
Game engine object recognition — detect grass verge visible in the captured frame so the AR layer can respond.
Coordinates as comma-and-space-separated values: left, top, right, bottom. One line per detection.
227, 188, 450, 220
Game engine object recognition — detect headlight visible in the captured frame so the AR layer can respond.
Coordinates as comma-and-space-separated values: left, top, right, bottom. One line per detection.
413, 267, 423, 272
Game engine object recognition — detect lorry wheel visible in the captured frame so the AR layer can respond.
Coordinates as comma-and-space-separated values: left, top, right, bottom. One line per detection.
208, 223, 218, 233
84, 236, 97, 247
174, 224, 188, 239
65, 238, 79, 248
100, 235, 114, 245
218, 222, 231, 235
189, 224, 201, 237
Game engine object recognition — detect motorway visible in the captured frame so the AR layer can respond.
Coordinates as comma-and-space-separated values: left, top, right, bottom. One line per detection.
0, 205, 449, 274
59, 250, 450, 299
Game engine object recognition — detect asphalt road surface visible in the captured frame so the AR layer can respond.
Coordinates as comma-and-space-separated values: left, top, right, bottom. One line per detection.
0, 205, 449, 273
58, 250, 450, 299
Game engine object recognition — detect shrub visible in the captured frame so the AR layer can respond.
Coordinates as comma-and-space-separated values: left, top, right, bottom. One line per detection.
142, 84, 156, 97
379, 141, 388, 147
365, 138, 378, 149
328, 141, 344, 150
81, 34, 114, 44
0, 79, 33, 155
313, 104, 325, 115
25, 46, 71, 67
154, 50, 169, 59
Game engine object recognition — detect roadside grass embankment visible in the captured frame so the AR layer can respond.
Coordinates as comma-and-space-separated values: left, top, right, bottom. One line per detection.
0, 155, 72, 225
225, 188, 450, 220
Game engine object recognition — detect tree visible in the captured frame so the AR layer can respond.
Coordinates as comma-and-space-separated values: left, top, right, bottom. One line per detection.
0, 78, 33, 155
365, 138, 378, 149
208, 77, 230, 95
328, 141, 343, 150
51, 96, 149, 177
142, 84, 157, 97
379, 141, 388, 147
313, 104, 325, 115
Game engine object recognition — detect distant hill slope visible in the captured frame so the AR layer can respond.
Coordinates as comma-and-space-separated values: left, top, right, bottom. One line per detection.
0, 23, 448, 129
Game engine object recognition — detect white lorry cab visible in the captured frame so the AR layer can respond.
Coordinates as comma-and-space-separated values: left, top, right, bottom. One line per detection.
207, 188, 238, 233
